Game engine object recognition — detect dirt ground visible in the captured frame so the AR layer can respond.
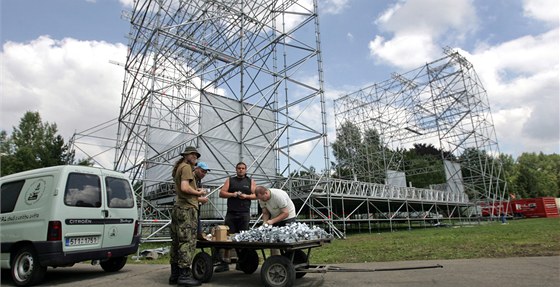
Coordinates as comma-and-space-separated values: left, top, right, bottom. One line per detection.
1, 256, 559, 287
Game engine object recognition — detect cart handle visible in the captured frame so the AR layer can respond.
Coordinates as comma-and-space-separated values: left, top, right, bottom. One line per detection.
325, 264, 443, 272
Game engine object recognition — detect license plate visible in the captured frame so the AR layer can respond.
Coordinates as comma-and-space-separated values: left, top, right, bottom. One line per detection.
66, 236, 99, 246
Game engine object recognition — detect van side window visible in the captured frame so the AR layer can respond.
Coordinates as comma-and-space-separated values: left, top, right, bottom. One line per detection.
64, 173, 101, 207
106, 177, 134, 208
1, 180, 25, 213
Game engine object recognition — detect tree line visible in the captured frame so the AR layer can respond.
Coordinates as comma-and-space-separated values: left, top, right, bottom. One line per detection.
1, 113, 558, 199
331, 121, 559, 199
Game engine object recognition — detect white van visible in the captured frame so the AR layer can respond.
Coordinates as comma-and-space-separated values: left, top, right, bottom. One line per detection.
0, 165, 140, 286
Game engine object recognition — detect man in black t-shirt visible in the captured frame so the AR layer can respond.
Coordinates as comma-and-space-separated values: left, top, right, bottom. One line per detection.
215, 162, 256, 272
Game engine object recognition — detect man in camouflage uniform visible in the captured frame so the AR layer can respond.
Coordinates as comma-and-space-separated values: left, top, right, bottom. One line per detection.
169, 146, 206, 286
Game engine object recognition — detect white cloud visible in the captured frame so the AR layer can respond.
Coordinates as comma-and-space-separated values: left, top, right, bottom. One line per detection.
289, 138, 315, 157
368, 34, 438, 69
1, 36, 127, 159
464, 26, 559, 156
523, 0, 559, 25
375, 0, 476, 35
471, 29, 559, 83
362, 0, 559, 158
118, 0, 134, 8
320, 0, 350, 15
369, 0, 477, 69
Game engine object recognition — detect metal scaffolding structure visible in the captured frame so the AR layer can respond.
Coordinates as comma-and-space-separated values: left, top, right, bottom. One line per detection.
289, 176, 472, 234
112, 0, 335, 238
69, 3, 507, 239
333, 49, 508, 218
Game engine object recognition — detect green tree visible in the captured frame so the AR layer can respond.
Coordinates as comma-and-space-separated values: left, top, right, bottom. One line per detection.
76, 157, 95, 166
499, 153, 517, 197
402, 143, 446, 188
331, 121, 387, 183
329, 123, 559, 200
1, 111, 76, 175
514, 152, 559, 198
0, 130, 10, 153
458, 147, 510, 201
331, 121, 362, 180
361, 128, 387, 182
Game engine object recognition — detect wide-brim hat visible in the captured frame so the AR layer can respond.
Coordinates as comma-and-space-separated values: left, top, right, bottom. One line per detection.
180, 146, 201, 158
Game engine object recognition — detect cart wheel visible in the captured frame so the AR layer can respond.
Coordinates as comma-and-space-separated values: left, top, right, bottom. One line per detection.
192, 252, 213, 283
238, 249, 259, 274
11, 245, 47, 286
261, 255, 295, 287
284, 250, 308, 278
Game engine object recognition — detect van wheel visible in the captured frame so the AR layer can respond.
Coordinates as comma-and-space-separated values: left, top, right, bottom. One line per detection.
100, 256, 127, 272
11, 246, 47, 286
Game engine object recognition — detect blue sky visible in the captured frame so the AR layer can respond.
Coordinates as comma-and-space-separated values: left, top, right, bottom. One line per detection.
1, 0, 558, 167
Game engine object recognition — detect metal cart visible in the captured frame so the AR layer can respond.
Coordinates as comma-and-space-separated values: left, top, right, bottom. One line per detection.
193, 238, 331, 287
193, 239, 442, 287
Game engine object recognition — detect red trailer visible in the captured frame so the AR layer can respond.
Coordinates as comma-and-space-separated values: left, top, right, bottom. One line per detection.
479, 197, 559, 218
511, 197, 559, 218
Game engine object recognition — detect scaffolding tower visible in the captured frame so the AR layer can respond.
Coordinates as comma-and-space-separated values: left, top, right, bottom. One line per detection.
113, 0, 335, 238
333, 49, 508, 210
69, 3, 507, 238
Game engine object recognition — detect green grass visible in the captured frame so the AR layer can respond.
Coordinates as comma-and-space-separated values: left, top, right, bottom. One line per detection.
131, 218, 560, 264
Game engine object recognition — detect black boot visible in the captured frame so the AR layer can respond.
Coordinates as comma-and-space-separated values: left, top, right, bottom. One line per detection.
177, 267, 201, 287
168, 263, 179, 284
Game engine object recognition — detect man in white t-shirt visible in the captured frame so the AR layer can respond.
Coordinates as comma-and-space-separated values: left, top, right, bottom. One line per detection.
255, 186, 296, 227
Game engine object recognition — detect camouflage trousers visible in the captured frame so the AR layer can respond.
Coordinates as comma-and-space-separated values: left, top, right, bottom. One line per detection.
170, 205, 198, 268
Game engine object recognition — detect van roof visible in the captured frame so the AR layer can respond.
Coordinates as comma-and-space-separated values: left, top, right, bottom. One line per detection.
0, 165, 129, 181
